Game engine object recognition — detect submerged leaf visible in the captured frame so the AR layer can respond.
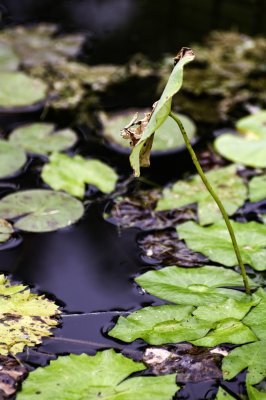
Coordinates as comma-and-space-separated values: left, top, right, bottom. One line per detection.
236, 111, 266, 139
0, 189, 84, 232
17, 349, 178, 400
9, 123, 77, 156
0, 274, 60, 355
249, 175, 266, 203
214, 133, 266, 168
222, 341, 266, 385
130, 48, 195, 176
0, 140, 27, 179
41, 153, 118, 198
0, 219, 13, 243
156, 165, 247, 225
178, 220, 266, 271
0, 72, 47, 108
135, 265, 252, 306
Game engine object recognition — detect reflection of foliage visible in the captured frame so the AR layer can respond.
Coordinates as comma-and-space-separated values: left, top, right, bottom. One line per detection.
0, 275, 60, 355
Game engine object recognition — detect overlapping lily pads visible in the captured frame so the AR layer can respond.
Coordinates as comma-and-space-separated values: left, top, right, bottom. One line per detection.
41, 153, 118, 198
177, 220, 266, 271
135, 265, 254, 306
0, 72, 47, 109
0, 219, 13, 243
0, 140, 27, 178
0, 274, 60, 355
156, 165, 247, 225
0, 189, 84, 232
17, 349, 178, 400
8, 123, 77, 156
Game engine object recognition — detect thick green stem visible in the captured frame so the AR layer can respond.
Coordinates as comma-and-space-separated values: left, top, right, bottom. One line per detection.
169, 111, 250, 294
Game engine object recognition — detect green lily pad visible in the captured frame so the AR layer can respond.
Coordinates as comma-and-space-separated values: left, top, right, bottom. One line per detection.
41, 153, 118, 198
0, 71, 47, 108
0, 140, 27, 178
191, 319, 257, 347
108, 304, 213, 344
156, 165, 247, 225
243, 289, 266, 340
102, 111, 196, 152
135, 266, 253, 306
0, 274, 60, 355
0, 42, 19, 71
247, 382, 266, 400
216, 387, 236, 399
9, 123, 77, 155
17, 349, 178, 400
214, 133, 266, 168
0, 189, 84, 232
0, 219, 13, 243
236, 111, 266, 139
222, 341, 266, 385
177, 220, 266, 271
249, 175, 266, 203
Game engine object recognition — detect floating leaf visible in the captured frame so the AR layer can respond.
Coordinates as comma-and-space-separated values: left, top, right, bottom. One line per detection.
236, 111, 266, 139
102, 110, 196, 152
177, 220, 266, 271
216, 387, 236, 399
9, 123, 77, 156
214, 134, 266, 168
191, 319, 257, 347
17, 349, 178, 400
41, 153, 118, 198
222, 341, 266, 385
143, 344, 223, 382
108, 304, 214, 344
130, 48, 195, 176
0, 274, 60, 355
0, 42, 19, 71
0, 355, 27, 398
0, 189, 84, 232
135, 266, 252, 306
243, 289, 266, 340
249, 175, 266, 203
156, 165, 247, 225
0, 140, 27, 178
0, 72, 47, 108
247, 382, 266, 400
193, 297, 259, 323
0, 219, 13, 243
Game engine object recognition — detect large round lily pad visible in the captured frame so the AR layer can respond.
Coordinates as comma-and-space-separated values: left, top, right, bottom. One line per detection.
0, 140, 27, 178
101, 110, 196, 153
0, 190, 84, 232
0, 71, 47, 108
9, 123, 77, 155
236, 111, 266, 139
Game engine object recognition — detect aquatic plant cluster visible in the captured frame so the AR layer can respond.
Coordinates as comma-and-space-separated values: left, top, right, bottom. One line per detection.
0, 24, 266, 399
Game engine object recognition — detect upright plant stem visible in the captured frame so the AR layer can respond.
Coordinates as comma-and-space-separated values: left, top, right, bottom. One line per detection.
169, 111, 250, 294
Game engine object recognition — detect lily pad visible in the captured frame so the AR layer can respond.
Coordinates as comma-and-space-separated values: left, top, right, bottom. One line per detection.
0, 71, 47, 109
9, 123, 77, 156
243, 289, 266, 340
0, 274, 60, 355
0, 189, 84, 232
135, 265, 254, 306
0, 140, 27, 178
41, 153, 118, 198
216, 387, 236, 399
156, 165, 247, 225
214, 133, 266, 168
236, 111, 266, 139
102, 110, 196, 152
222, 340, 266, 385
0, 355, 27, 398
177, 220, 266, 271
247, 382, 266, 400
249, 175, 266, 203
108, 304, 214, 344
0, 219, 13, 243
17, 349, 178, 400
0, 42, 19, 71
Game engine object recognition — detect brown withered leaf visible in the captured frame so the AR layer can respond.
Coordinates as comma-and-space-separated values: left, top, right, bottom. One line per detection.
0, 355, 27, 398
138, 229, 207, 266
143, 344, 224, 382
